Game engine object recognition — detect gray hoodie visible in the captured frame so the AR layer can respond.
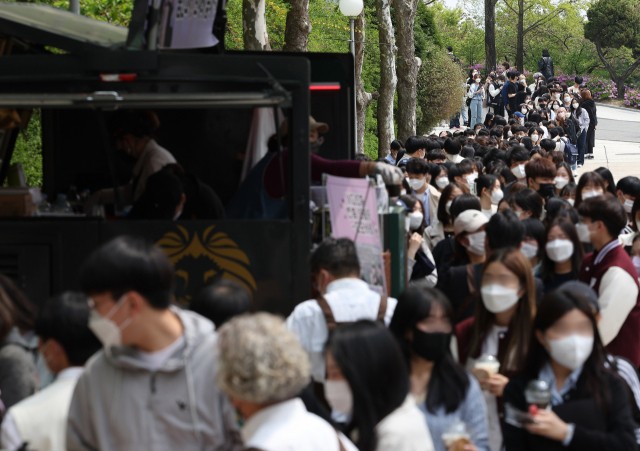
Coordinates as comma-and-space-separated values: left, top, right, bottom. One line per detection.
66, 307, 242, 451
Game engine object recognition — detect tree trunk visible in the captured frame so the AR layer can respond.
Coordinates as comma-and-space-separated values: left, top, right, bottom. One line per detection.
594, 39, 640, 100
376, 0, 397, 158
355, 13, 379, 154
243, 0, 271, 50
283, 0, 311, 51
516, 0, 524, 72
393, 0, 421, 142
484, 0, 497, 76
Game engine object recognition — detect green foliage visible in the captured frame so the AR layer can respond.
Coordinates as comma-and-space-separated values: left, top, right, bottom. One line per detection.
584, 0, 640, 51
415, 2, 443, 60
416, 42, 466, 134
11, 111, 43, 187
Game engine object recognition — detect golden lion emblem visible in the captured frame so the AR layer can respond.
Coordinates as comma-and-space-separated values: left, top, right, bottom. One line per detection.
157, 225, 257, 305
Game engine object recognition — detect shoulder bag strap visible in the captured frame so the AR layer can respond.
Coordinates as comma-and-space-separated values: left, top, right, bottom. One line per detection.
376, 294, 388, 322
316, 295, 338, 333
454, 264, 479, 322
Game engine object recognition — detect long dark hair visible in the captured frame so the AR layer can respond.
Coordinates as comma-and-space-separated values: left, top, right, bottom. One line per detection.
389, 287, 470, 414
437, 182, 462, 226
524, 289, 611, 413
539, 217, 584, 281
575, 172, 606, 209
466, 248, 536, 372
328, 321, 409, 451
594, 167, 617, 196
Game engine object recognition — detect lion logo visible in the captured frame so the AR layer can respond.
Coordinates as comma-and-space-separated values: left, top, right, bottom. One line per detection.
156, 225, 257, 305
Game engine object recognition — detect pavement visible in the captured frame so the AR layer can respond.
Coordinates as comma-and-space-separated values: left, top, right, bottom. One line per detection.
432, 104, 640, 182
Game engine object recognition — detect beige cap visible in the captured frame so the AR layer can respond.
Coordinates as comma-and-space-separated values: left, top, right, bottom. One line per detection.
454, 210, 489, 235
279, 116, 329, 137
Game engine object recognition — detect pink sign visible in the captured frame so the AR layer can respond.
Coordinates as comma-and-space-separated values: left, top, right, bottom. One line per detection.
326, 175, 387, 294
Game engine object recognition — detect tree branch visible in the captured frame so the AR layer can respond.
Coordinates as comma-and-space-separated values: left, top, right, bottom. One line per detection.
523, 9, 564, 35
503, 0, 518, 15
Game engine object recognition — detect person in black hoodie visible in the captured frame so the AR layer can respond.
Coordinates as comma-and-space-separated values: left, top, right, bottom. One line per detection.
503, 289, 637, 451
580, 90, 598, 160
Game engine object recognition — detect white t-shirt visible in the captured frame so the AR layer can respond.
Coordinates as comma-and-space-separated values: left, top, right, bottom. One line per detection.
136, 335, 186, 372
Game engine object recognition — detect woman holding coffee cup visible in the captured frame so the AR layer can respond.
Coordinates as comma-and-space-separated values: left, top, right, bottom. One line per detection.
390, 287, 490, 451
502, 289, 636, 450
456, 248, 537, 451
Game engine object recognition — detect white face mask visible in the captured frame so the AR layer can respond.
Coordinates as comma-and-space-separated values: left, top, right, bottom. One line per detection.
531, 134, 539, 142
465, 174, 476, 186
445, 201, 453, 215
324, 380, 353, 416
508, 131, 513, 137
576, 222, 594, 243
555, 177, 569, 189
519, 118, 524, 125
499, 81, 504, 86
436, 177, 450, 189
408, 211, 424, 230
632, 256, 640, 276
512, 164, 527, 179
546, 239, 574, 263
408, 177, 425, 191
463, 231, 486, 256
558, 112, 565, 118
572, 103, 579, 109
547, 334, 594, 371
564, 97, 571, 103
521, 108, 527, 114
553, 105, 559, 110
567, 198, 575, 206
481, 284, 520, 313
582, 190, 600, 199
490, 188, 504, 205
624, 198, 634, 214
88, 296, 132, 357
521, 242, 538, 259
555, 94, 561, 99
475, 78, 481, 83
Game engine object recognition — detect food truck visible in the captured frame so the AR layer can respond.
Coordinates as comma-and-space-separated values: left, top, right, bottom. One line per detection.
0, 0, 365, 315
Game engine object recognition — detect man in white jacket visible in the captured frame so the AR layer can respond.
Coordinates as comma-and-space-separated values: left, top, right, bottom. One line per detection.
1, 292, 102, 451
67, 236, 242, 451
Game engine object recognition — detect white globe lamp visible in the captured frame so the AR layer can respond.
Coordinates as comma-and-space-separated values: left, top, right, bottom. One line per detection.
339, 0, 363, 17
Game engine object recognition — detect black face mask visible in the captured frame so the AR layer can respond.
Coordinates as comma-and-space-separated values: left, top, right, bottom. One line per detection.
538, 183, 556, 200
411, 329, 452, 362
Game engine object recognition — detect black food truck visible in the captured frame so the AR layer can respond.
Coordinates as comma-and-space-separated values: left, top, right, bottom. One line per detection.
0, 1, 405, 315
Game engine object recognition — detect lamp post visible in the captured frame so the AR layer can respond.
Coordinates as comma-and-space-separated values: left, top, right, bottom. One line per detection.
339, 0, 363, 156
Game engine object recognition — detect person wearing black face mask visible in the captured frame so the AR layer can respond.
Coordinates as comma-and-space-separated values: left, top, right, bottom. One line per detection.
389, 287, 490, 451
525, 158, 557, 201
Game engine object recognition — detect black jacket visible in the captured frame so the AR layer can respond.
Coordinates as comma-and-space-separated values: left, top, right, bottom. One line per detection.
538, 57, 554, 79
581, 99, 598, 129
503, 368, 637, 451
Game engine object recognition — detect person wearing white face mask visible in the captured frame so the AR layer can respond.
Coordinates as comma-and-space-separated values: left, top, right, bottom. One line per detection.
216, 313, 358, 451
406, 158, 441, 226
398, 196, 438, 288
453, 210, 489, 267
68, 236, 243, 451
326, 321, 435, 451
539, 217, 584, 294
0, 292, 102, 451
478, 174, 502, 219
504, 147, 530, 195
522, 218, 545, 274
503, 290, 637, 451
620, 197, 640, 250
456, 248, 537, 451
424, 183, 463, 252
554, 162, 574, 196
571, 95, 590, 168
615, 176, 640, 234
576, 195, 640, 368
468, 74, 486, 128
575, 172, 606, 209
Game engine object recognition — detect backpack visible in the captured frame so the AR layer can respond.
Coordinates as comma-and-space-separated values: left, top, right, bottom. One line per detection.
560, 137, 578, 166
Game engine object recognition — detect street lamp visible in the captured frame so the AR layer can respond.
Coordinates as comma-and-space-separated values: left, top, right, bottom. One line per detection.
339, 0, 363, 156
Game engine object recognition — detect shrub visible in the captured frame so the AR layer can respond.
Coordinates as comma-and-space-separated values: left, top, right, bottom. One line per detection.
417, 42, 466, 134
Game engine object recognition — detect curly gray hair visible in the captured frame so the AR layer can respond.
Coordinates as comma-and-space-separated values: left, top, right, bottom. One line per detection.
216, 312, 311, 404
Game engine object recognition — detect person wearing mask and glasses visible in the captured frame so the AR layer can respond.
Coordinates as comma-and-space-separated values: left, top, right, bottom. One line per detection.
457, 248, 537, 451
390, 288, 490, 451
503, 289, 637, 451
325, 321, 435, 451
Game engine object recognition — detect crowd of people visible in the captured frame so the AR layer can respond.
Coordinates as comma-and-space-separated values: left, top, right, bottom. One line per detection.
0, 56, 638, 451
